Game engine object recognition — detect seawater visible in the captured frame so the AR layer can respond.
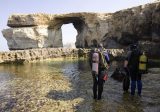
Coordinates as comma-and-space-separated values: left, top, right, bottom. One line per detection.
0, 59, 160, 112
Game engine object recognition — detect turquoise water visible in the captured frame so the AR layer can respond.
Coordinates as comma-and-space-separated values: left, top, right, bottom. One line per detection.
0, 59, 160, 112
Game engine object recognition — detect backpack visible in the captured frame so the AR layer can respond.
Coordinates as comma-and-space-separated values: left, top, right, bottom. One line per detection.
128, 49, 140, 70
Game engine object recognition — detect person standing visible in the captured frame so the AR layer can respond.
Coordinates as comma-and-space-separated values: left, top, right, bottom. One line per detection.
89, 44, 110, 100
124, 44, 142, 97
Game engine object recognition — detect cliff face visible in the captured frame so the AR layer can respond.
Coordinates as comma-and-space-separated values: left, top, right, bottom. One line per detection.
2, 13, 106, 49
2, 2, 160, 57
103, 3, 160, 57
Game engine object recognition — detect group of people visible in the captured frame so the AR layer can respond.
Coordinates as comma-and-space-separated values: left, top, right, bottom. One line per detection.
89, 43, 148, 100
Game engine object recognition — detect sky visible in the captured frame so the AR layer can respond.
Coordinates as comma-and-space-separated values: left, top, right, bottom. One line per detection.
0, 0, 154, 51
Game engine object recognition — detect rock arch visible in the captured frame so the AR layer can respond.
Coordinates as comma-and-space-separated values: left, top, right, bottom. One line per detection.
2, 13, 104, 50
48, 16, 87, 48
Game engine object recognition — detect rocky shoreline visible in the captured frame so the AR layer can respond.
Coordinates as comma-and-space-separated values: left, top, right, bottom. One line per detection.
0, 48, 124, 64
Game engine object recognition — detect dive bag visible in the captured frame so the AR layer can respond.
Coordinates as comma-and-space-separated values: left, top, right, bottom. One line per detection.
123, 68, 130, 91
123, 75, 130, 91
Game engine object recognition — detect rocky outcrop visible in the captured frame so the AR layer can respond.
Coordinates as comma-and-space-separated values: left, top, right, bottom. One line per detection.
0, 48, 124, 64
0, 48, 79, 64
2, 2, 160, 58
104, 1, 160, 58
103, 2, 160, 58
2, 26, 52, 50
2, 13, 106, 49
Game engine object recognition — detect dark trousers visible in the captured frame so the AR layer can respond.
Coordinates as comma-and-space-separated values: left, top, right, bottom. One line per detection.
92, 71, 104, 99
130, 69, 142, 96
131, 80, 142, 96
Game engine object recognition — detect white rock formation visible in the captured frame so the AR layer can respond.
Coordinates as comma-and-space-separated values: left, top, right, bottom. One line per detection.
2, 26, 51, 49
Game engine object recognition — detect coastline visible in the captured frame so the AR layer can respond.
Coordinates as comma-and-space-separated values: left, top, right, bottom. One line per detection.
0, 48, 124, 64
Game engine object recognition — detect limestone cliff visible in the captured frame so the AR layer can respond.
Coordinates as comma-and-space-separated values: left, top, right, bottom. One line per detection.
2, 2, 160, 58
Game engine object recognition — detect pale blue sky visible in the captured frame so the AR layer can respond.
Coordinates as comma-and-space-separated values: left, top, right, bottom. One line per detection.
0, 0, 153, 51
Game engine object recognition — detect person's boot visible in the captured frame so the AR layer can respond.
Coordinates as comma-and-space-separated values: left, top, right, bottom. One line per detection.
97, 93, 102, 100
97, 96, 101, 100
137, 80, 142, 97
131, 80, 136, 96
93, 94, 97, 99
